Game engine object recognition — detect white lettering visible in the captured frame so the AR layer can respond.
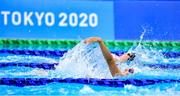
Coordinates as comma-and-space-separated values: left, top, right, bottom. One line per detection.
45, 12, 55, 27
89, 13, 98, 27
12, 11, 21, 26
35, 12, 44, 26
1, 11, 10, 25
58, 13, 68, 27
69, 13, 78, 27
79, 13, 88, 27
0, 11, 99, 27
24, 12, 34, 26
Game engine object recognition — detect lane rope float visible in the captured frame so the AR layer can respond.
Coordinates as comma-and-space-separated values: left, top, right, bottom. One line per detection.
0, 78, 179, 87
0, 49, 179, 58
0, 62, 58, 70
0, 62, 180, 70
0, 39, 179, 48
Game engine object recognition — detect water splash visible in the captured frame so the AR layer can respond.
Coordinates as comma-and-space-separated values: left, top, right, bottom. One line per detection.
0, 27, 178, 79
127, 26, 179, 65
119, 26, 180, 80
54, 26, 179, 79
79, 85, 95, 94
55, 41, 112, 78
139, 26, 147, 46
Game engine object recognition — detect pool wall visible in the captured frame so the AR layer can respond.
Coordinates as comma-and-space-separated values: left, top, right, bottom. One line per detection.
114, 0, 180, 40
0, 0, 180, 40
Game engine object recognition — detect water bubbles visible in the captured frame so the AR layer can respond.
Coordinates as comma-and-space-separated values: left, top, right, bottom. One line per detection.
124, 85, 136, 90
79, 85, 95, 94
59, 88, 69, 95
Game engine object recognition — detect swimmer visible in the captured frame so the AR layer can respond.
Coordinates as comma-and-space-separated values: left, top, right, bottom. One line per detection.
84, 37, 135, 77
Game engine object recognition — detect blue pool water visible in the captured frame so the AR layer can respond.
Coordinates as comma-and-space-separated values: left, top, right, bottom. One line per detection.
0, 41, 179, 95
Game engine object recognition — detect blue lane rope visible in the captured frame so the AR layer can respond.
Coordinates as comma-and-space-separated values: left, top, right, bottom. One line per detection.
0, 49, 179, 58
0, 78, 179, 87
0, 62, 58, 70
143, 64, 180, 69
0, 62, 180, 70
0, 49, 66, 57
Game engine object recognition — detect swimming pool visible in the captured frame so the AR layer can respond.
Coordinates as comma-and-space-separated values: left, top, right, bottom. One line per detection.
0, 39, 179, 95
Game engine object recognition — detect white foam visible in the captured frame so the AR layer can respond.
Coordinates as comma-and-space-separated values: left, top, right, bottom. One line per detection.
55, 42, 112, 78
79, 85, 95, 94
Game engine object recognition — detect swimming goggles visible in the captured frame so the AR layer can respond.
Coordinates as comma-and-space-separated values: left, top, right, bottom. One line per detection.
128, 68, 134, 74
127, 53, 136, 61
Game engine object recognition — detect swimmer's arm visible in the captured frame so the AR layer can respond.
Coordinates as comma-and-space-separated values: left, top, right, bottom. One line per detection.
98, 39, 129, 77
107, 58, 129, 77
84, 37, 113, 62
111, 54, 125, 63
85, 37, 128, 77
115, 69, 129, 76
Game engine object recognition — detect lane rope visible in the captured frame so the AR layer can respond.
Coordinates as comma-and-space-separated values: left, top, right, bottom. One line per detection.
0, 62, 180, 70
0, 39, 179, 48
0, 49, 179, 58
0, 62, 58, 70
0, 78, 179, 87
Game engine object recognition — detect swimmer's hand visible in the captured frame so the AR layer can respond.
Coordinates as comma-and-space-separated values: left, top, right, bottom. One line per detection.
128, 68, 134, 74
84, 37, 102, 44
114, 68, 134, 77
122, 68, 134, 76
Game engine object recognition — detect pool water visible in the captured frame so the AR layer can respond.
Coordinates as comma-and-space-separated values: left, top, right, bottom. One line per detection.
0, 82, 180, 95
0, 41, 179, 95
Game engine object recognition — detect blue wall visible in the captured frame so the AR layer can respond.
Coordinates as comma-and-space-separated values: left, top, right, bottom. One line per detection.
0, 0, 180, 41
0, 0, 114, 40
114, 1, 180, 40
